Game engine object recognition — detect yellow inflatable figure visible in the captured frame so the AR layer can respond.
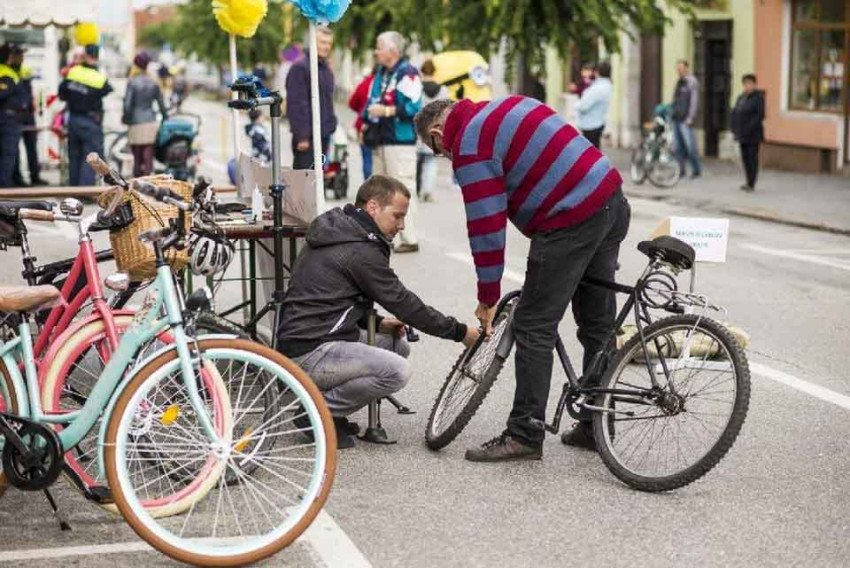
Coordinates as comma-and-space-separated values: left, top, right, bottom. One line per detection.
212, 0, 268, 38
431, 51, 492, 102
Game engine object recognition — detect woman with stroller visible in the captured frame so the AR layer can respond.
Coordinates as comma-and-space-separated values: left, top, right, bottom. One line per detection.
123, 52, 168, 177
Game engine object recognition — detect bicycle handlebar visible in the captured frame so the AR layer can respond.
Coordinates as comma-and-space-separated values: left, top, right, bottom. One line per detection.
18, 208, 55, 222
132, 180, 191, 212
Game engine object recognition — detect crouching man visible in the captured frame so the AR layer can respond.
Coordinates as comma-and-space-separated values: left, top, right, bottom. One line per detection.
277, 175, 479, 448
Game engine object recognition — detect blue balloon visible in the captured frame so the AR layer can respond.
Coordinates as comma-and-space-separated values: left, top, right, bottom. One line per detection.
289, 0, 351, 23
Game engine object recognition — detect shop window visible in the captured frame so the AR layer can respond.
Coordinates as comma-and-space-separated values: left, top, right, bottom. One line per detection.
789, 0, 849, 112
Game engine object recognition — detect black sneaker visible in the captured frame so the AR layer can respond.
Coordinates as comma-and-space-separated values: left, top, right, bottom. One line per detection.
560, 422, 596, 451
333, 416, 360, 436
336, 432, 356, 449
465, 433, 542, 463
293, 405, 314, 442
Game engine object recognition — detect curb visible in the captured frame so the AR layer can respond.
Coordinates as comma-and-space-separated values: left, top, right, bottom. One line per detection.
623, 187, 850, 238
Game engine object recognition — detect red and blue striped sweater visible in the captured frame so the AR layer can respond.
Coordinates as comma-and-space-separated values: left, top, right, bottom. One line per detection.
442, 96, 623, 306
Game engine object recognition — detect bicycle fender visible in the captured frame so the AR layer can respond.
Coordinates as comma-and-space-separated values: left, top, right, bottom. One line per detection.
95, 333, 238, 479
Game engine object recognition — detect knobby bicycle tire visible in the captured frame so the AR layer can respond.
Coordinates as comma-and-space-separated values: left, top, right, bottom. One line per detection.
425, 293, 519, 450
592, 314, 750, 492
104, 338, 337, 567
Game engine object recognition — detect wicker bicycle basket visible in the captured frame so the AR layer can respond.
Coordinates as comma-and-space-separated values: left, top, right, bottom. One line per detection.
98, 175, 191, 281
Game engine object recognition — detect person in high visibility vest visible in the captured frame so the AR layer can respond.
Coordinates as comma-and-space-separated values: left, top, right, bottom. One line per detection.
8, 46, 46, 187
58, 44, 113, 186
0, 42, 24, 187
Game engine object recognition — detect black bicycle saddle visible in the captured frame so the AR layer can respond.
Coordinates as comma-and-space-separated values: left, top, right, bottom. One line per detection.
637, 236, 695, 270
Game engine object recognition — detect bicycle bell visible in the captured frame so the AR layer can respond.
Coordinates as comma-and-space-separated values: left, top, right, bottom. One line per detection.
60, 198, 84, 217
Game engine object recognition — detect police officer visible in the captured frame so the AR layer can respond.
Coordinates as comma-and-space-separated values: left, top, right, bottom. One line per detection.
58, 44, 113, 186
0, 42, 23, 187
13, 51, 45, 186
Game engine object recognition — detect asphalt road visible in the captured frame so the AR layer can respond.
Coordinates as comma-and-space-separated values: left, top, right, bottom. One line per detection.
1, 92, 848, 567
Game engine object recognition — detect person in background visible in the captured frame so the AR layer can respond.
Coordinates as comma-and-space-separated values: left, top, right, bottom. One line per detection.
123, 52, 167, 177
569, 62, 595, 97
363, 31, 423, 253
348, 67, 375, 180
0, 43, 24, 187
416, 59, 448, 203
286, 26, 337, 170
576, 61, 612, 149
671, 59, 702, 179
730, 74, 765, 192
59, 44, 113, 186
246, 108, 272, 164
10, 46, 46, 187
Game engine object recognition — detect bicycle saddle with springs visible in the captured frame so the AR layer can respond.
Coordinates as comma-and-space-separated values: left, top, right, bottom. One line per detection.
637, 236, 695, 271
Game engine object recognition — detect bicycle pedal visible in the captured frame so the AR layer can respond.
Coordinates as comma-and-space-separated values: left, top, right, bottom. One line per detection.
86, 484, 114, 505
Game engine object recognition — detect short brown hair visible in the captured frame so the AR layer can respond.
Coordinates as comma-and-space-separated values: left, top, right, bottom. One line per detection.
355, 175, 411, 207
414, 99, 455, 145
420, 59, 436, 76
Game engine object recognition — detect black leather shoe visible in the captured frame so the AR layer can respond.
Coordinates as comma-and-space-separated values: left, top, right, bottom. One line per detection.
336, 432, 356, 449
333, 416, 360, 436
560, 422, 596, 451
465, 433, 542, 462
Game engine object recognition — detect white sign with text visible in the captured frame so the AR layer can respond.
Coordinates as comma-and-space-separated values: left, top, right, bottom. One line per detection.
652, 217, 730, 263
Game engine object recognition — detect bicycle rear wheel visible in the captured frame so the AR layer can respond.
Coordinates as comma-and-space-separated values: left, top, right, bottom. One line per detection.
592, 315, 750, 492
425, 292, 519, 450
104, 338, 336, 567
629, 147, 648, 185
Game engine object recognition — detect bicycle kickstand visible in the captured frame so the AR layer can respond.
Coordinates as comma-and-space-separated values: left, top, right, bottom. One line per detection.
384, 395, 415, 415
43, 488, 72, 531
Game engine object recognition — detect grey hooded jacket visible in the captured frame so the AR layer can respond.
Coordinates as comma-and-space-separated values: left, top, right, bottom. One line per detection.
123, 74, 167, 125
277, 205, 467, 358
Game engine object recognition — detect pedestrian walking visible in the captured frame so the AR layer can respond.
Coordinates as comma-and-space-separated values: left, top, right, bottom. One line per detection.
416, 59, 449, 202
576, 61, 612, 149
348, 68, 375, 180
671, 59, 702, 179
416, 96, 629, 461
123, 52, 167, 177
730, 74, 765, 192
362, 31, 423, 253
286, 26, 338, 170
58, 44, 113, 186
0, 43, 24, 187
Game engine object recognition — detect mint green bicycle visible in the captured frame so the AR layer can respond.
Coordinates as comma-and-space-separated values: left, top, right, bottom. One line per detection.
0, 173, 337, 566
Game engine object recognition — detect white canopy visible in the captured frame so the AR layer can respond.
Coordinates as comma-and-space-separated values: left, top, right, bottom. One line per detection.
1, 0, 100, 27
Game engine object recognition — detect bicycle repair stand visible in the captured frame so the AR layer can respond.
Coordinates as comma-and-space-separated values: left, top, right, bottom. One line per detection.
227, 76, 287, 347
359, 309, 416, 445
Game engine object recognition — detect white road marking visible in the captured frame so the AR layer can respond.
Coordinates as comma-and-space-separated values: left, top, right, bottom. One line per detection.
445, 251, 525, 284
741, 244, 850, 272
750, 362, 850, 411
301, 510, 373, 568
0, 510, 371, 567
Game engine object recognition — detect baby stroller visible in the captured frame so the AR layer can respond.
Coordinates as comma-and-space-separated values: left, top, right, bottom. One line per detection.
108, 112, 201, 181
155, 113, 201, 181
323, 139, 349, 200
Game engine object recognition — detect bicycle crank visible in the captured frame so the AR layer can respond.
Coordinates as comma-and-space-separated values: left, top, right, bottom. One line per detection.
0, 412, 64, 491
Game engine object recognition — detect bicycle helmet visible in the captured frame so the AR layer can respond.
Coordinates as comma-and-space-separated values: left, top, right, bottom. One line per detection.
188, 230, 235, 276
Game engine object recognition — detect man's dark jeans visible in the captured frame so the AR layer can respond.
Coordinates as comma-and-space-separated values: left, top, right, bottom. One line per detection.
292, 136, 330, 170
507, 188, 631, 447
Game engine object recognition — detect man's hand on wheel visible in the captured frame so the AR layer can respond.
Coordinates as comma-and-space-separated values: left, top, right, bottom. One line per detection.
462, 325, 481, 348
379, 317, 406, 338
475, 302, 496, 336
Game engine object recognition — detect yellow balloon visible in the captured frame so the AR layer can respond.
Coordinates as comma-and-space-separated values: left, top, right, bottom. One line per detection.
212, 0, 268, 38
74, 22, 100, 46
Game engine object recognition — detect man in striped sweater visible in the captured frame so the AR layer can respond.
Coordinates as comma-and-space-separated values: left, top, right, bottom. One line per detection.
415, 96, 631, 462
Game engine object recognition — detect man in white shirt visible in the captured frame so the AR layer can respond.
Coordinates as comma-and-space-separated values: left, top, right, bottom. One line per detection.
576, 62, 612, 149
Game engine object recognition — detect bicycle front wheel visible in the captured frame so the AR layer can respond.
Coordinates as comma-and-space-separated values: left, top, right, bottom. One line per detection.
646, 147, 681, 188
592, 315, 750, 492
104, 338, 336, 567
425, 292, 519, 450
